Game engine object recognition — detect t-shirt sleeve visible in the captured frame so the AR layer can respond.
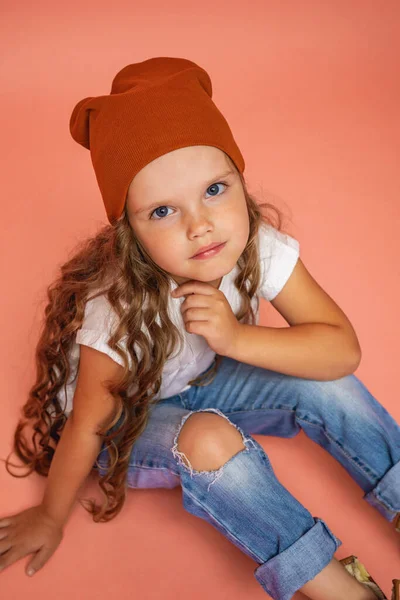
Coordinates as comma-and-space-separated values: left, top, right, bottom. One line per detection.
75, 294, 131, 368
257, 223, 300, 301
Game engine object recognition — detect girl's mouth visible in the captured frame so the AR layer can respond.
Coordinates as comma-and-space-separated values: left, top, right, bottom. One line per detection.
191, 242, 226, 260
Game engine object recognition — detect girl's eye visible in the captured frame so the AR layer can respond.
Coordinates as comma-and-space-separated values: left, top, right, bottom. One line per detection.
205, 181, 227, 198
149, 206, 174, 220
149, 181, 228, 220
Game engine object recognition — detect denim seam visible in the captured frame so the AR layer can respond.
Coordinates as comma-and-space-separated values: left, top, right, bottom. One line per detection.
127, 463, 180, 476
295, 416, 380, 483
178, 393, 190, 409
374, 490, 399, 513
212, 407, 296, 415
365, 489, 398, 515
179, 484, 266, 564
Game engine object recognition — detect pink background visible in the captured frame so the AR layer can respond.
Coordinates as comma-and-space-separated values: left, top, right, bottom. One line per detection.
1, 1, 399, 598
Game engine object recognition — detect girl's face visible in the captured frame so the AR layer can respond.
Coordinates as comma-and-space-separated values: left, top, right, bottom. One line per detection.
126, 145, 250, 289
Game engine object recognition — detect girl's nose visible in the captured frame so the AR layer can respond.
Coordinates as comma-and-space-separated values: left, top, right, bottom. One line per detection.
187, 214, 213, 237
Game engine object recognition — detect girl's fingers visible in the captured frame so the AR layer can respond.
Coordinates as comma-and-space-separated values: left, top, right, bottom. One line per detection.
0, 538, 12, 555
0, 520, 11, 528
26, 544, 55, 575
0, 547, 26, 573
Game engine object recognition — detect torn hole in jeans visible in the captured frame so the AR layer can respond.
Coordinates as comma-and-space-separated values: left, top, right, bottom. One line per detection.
171, 407, 257, 491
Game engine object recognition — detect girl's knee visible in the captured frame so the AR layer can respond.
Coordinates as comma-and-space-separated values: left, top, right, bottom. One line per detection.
174, 412, 246, 472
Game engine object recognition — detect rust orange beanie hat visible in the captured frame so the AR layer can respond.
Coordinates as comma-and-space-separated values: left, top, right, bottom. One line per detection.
69, 56, 245, 225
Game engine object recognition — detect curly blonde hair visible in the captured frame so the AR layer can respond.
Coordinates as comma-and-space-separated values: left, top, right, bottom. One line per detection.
3, 164, 284, 523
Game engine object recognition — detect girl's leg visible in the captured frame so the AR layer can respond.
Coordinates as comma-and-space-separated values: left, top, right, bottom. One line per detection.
95, 401, 189, 488
187, 356, 400, 524
170, 407, 375, 600
94, 391, 380, 598
94, 360, 393, 598
299, 557, 377, 599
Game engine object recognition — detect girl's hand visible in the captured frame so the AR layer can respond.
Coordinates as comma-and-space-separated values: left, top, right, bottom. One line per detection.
0, 504, 63, 577
171, 280, 242, 356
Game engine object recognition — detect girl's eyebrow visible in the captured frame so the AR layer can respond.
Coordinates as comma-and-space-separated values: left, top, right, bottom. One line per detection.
134, 168, 235, 214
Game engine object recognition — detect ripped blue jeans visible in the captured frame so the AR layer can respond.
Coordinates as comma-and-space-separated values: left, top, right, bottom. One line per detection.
95, 355, 400, 600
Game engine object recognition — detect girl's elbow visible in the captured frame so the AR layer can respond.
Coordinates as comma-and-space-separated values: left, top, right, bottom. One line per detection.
348, 344, 362, 374
341, 326, 362, 375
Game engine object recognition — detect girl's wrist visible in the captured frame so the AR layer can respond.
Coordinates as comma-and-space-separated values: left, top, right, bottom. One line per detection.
40, 500, 69, 529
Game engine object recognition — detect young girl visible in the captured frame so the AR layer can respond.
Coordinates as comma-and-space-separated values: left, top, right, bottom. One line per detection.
0, 57, 399, 600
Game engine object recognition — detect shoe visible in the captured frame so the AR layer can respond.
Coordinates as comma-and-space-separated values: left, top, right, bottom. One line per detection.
339, 555, 400, 599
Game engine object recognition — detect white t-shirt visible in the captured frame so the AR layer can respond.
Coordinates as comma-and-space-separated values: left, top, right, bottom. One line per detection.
56, 223, 300, 416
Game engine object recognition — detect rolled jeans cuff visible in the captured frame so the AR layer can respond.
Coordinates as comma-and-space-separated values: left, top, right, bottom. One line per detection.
253, 517, 342, 600
364, 460, 400, 521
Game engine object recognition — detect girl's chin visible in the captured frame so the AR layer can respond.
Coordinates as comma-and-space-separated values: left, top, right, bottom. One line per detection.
170, 273, 223, 286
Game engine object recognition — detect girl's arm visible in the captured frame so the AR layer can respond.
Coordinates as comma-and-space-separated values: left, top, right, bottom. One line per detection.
0, 346, 124, 577
42, 345, 124, 527
229, 258, 362, 381
41, 417, 104, 527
